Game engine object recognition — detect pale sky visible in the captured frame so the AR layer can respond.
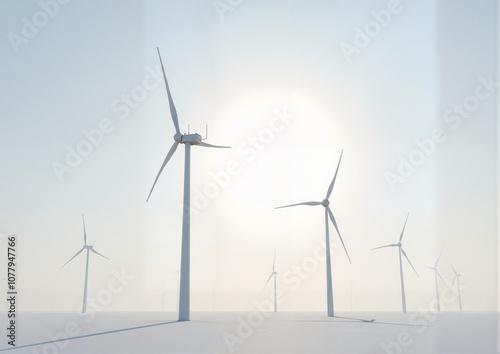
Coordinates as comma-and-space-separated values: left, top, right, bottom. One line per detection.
0, 0, 497, 312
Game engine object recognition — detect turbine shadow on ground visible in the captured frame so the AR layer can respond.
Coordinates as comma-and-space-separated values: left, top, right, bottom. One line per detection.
295, 315, 429, 328
0, 320, 180, 352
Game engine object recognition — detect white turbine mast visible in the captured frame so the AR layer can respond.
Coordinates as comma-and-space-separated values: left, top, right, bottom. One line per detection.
146, 48, 230, 321
372, 213, 418, 313
61, 214, 109, 314
449, 261, 462, 312
276, 151, 350, 317
264, 249, 278, 313
425, 250, 445, 312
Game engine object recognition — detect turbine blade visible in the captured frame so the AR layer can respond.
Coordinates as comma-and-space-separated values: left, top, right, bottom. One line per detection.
272, 249, 276, 272
90, 248, 110, 260
82, 214, 87, 246
146, 141, 179, 202
424, 265, 435, 271
435, 250, 443, 267
371, 244, 398, 250
157, 47, 180, 134
398, 213, 409, 242
449, 261, 458, 276
451, 275, 457, 287
436, 270, 445, 283
325, 150, 343, 199
327, 207, 351, 263
275, 201, 322, 209
61, 248, 85, 268
401, 248, 418, 276
198, 142, 230, 149
264, 273, 273, 289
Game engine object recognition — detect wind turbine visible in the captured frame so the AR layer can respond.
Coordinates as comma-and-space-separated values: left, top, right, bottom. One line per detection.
263, 249, 278, 312
275, 150, 350, 317
425, 251, 445, 312
146, 48, 229, 321
61, 214, 109, 314
449, 262, 462, 312
372, 213, 418, 313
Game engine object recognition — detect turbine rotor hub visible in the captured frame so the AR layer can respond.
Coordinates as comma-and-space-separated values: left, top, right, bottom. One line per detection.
322, 199, 330, 207
174, 133, 182, 143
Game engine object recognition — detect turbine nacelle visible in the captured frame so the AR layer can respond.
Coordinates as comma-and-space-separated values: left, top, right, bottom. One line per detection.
173, 132, 204, 145
180, 133, 203, 145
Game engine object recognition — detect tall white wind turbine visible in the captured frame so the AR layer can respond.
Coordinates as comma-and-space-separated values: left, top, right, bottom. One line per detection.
450, 262, 462, 312
372, 213, 418, 313
146, 48, 229, 321
425, 251, 445, 312
263, 249, 278, 312
61, 214, 109, 314
276, 151, 350, 317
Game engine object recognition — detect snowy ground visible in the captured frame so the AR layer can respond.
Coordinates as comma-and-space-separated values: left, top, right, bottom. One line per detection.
1, 311, 498, 353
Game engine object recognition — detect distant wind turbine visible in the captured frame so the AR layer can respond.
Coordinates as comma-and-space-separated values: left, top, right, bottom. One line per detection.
372, 213, 418, 313
61, 214, 109, 314
425, 251, 445, 312
449, 262, 462, 312
276, 151, 350, 317
146, 48, 229, 321
263, 249, 278, 312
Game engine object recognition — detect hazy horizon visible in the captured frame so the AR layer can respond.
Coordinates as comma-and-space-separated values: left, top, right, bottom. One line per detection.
0, 0, 497, 314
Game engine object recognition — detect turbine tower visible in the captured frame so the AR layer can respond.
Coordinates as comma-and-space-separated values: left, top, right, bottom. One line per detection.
276, 151, 350, 317
264, 249, 278, 312
61, 214, 109, 314
146, 48, 229, 321
425, 251, 445, 312
450, 262, 462, 312
372, 213, 418, 313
